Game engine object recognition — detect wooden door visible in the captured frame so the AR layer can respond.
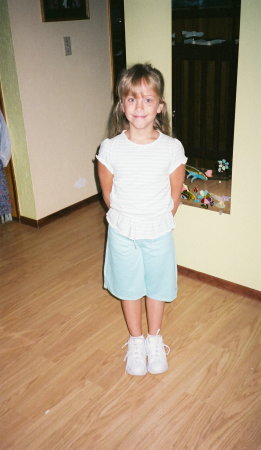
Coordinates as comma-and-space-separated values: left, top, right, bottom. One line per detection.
172, 41, 238, 169
172, 2, 240, 170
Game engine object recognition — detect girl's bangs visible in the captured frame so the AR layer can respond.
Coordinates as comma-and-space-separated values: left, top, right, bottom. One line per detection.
120, 76, 160, 99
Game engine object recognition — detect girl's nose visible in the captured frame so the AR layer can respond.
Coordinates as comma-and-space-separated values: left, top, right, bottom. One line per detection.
136, 98, 144, 110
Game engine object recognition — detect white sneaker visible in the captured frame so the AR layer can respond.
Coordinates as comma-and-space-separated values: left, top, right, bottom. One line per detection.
146, 330, 170, 375
122, 336, 147, 376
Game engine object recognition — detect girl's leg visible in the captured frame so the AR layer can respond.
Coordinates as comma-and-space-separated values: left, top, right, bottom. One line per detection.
145, 296, 169, 374
145, 296, 165, 335
121, 299, 143, 336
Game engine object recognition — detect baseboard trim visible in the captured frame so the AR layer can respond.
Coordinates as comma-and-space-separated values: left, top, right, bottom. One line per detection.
178, 265, 261, 300
19, 193, 102, 228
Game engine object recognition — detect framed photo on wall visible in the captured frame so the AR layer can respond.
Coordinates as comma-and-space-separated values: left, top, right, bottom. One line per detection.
41, 0, 90, 22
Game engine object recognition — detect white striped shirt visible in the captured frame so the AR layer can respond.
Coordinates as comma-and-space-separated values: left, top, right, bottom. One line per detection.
97, 130, 187, 239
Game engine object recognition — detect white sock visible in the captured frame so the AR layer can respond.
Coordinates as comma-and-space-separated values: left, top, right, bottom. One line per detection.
147, 329, 161, 338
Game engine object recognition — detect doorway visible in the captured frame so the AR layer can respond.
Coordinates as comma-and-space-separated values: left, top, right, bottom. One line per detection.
109, 0, 126, 92
0, 85, 19, 220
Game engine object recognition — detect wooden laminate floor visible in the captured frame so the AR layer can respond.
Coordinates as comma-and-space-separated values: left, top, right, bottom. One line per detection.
0, 201, 260, 450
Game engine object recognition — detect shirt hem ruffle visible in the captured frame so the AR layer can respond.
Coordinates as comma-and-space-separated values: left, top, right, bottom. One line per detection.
106, 209, 176, 240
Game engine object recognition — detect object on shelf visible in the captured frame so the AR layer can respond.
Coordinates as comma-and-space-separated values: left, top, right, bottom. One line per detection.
193, 39, 226, 46
182, 30, 204, 38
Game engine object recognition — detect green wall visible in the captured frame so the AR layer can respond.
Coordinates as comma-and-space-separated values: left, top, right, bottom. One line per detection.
124, 0, 172, 118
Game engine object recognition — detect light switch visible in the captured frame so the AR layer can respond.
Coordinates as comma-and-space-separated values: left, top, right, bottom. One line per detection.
64, 36, 72, 56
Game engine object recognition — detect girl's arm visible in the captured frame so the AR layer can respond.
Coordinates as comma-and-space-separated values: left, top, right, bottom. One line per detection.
170, 164, 186, 216
98, 161, 113, 209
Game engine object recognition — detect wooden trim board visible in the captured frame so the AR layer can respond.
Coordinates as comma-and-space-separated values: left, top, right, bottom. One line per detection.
178, 265, 261, 300
19, 193, 102, 228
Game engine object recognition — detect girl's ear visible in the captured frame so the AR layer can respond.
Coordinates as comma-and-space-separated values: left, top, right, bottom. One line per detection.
157, 102, 164, 114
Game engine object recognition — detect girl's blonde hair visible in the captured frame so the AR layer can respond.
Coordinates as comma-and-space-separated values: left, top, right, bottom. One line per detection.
109, 63, 171, 137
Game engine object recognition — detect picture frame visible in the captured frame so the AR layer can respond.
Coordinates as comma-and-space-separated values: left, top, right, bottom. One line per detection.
41, 0, 90, 22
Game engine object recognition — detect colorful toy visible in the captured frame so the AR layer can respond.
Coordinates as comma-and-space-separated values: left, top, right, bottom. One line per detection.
181, 189, 196, 201
182, 164, 231, 212
185, 165, 208, 183
210, 193, 231, 202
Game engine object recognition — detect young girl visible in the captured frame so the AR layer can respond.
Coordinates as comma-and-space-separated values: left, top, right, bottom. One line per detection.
97, 63, 187, 376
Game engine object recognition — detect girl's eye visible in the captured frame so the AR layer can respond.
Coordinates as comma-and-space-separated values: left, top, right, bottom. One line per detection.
145, 98, 153, 103
127, 97, 135, 103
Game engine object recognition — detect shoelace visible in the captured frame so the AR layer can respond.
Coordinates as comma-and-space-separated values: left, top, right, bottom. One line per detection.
147, 330, 170, 357
147, 339, 170, 357
122, 339, 146, 361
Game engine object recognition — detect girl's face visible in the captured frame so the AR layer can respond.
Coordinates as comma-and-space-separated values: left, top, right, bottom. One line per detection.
121, 80, 163, 133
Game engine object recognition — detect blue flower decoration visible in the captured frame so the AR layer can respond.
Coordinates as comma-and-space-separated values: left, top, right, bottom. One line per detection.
218, 159, 229, 172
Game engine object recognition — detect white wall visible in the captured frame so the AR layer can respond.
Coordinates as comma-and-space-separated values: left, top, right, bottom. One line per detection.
124, 0, 261, 291
7, 0, 112, 219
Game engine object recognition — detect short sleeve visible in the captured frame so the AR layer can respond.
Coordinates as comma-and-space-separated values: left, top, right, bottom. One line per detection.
96, 139, 114, 174
169, 139, 187, 174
